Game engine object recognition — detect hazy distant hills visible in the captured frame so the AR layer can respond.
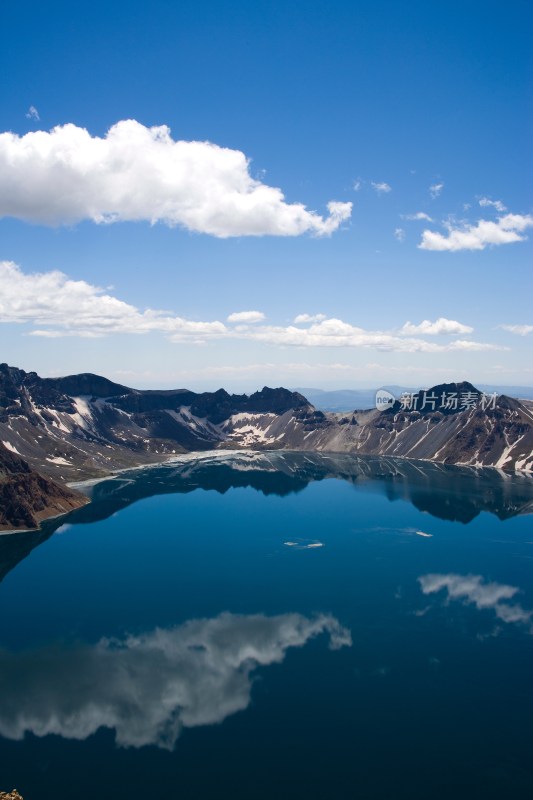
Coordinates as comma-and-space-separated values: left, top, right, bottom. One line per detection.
296, 385, 533, 412
0, 362, 532, 529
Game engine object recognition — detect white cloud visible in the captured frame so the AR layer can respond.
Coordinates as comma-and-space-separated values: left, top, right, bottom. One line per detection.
353, 179, 362, 191
429, 182, 444, 199
371, 181, 392, 194
0, 261, 227, 339
227, 311, 265, 324
418, 213, 533, 251
400, 318, 474, 336
25, 105, 40, 121
0, 612, 351, 750
0, 119, 352, 237
214, 320, 502, 353
444, 339, 501, 352
402, 212, 433, 222
478, 196, 507, 212
0, 262, 505, 353
499, 324, 533, 336
293, 313, 327, 324
419, 573, 532, 628
394, 227, 405, 242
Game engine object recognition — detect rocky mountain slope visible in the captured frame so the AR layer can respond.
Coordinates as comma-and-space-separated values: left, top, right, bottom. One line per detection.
0, 365, 532, 502
298, 382, 533, 471
0, 363, 311, 481
0, 441, 88, 531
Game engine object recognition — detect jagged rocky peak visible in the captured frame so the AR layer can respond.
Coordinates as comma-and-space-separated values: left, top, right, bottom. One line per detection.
494, 393, 522, 412
0, 363, 131, 402
188, 386, 309, 424
424, 380, 480, 395
0, 363, 26, 401
0, 364, 310, 420
42, 372, 132, 398
0, 363, 73, 416
243, 386, 310, 413
189, 388, 233, 423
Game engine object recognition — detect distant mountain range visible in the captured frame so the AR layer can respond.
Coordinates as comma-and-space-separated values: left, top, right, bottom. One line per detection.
1, 362, 532, 529
295, 385, 533, 412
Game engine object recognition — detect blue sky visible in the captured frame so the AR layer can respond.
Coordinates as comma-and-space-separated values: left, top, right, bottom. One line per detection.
0, 0, 531, 390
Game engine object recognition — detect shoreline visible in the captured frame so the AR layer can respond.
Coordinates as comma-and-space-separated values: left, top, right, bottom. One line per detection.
2, 448, 532, 537
67, 446, 532, 493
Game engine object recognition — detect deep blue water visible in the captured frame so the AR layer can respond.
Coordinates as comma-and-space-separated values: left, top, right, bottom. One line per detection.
1, 452, 532, 799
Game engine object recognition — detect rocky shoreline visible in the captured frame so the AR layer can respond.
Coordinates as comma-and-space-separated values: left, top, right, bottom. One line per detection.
0, 441, 89, 532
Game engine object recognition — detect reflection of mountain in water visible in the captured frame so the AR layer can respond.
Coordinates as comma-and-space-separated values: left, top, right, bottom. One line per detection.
75, 451, 533, 525
1, 452, 533, 584
0, 528, 53, 584
0, 611, 351, 750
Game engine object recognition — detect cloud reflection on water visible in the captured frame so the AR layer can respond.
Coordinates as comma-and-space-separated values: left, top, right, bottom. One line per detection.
0, 611, 351, 750
419, 573, 533, 629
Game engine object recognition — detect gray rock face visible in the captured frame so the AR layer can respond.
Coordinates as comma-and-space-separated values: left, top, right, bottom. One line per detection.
0, 365, 532, 487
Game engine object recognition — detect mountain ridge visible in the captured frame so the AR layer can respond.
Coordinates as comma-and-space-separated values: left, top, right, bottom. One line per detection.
0, 363, 532, 530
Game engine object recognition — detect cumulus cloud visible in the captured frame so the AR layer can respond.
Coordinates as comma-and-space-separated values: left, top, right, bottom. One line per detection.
394, 227, 405, 242
227, 311, 265, 324
402, 212, 433, 222
0, 262, 505, 353
478, 197, 507, 212
499, 324, 533, 336
418, 213, 533, 251
443, 340, 501, 352
25, 105, 40, 121
419, 573, 532, 628
371, 181, 392, 194
400, 318, 474, 336
0, 261, 227, 340
293, 313, 327, 324
429, 182, 444, 199
215, 319, 502, 353
0, 119, 352, 237
0, 612, 351, 750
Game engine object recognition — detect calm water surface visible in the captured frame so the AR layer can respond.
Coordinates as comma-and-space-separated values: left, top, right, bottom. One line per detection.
1, 452, 532, 799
